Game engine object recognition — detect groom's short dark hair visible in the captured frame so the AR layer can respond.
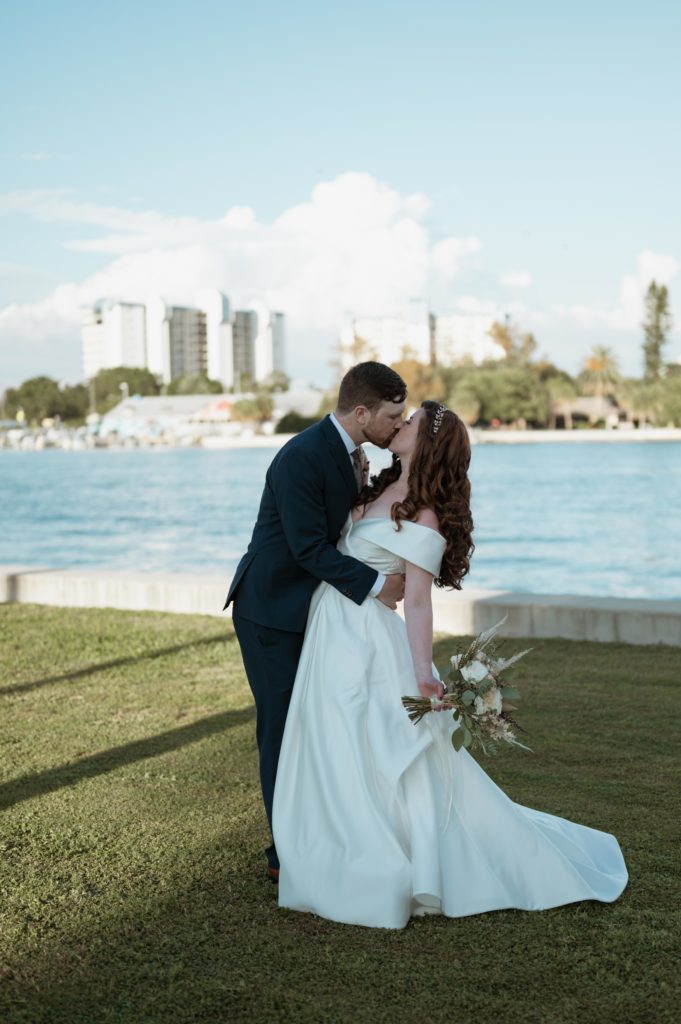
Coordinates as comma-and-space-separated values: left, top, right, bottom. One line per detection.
336, 362, 407, 413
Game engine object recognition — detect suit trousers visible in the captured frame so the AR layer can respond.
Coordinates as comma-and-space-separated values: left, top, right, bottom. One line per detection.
232, 609, 304, 870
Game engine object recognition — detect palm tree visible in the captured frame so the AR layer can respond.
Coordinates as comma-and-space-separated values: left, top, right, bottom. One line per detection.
578, 346, 620, 399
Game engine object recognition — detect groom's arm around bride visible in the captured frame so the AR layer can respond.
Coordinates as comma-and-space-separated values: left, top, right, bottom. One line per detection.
224, 361, 408, 876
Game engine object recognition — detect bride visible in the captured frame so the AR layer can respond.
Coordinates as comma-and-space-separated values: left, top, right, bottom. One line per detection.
272, 401, 628, 929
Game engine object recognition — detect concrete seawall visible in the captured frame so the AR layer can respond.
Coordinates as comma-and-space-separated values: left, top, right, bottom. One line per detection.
2, 566, 679, 647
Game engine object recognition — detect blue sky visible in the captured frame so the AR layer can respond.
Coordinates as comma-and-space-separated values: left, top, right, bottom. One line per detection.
2, 0, 680, 388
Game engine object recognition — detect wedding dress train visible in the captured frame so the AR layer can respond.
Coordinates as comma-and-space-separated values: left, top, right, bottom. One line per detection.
272, 516, 628, 929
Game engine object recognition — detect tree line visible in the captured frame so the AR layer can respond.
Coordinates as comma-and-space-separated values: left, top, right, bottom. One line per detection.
2, 281, 678, 428
1, 368, 288, 426
355, 280, 680, 428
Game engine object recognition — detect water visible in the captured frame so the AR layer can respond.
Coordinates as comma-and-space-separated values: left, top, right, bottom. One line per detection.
1, 443, 680, 599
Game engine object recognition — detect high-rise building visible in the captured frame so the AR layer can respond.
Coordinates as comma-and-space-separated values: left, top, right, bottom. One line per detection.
197, 289, 234, 390
233, 310, 258, 384
339, 304, 506, 372
250, 304, 286, 382
81, 300, 147, 379
339, 314, 430, 372
82, 291, 283, 388
432, 313, 506, 365
145, 296, 172, 383
167, 306, 208, 380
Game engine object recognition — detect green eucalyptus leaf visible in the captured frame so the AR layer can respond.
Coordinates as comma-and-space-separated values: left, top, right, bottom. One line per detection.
462, 690, 476, 706
452, 729, 465, 751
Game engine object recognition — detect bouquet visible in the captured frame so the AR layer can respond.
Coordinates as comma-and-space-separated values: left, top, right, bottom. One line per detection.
402, 617, 533, 756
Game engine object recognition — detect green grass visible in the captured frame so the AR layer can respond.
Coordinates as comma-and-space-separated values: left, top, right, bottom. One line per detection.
0, 604, 679, 1024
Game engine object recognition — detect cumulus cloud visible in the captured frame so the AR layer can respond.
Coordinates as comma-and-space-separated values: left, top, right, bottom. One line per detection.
501, 270, 533, 288
0, 173, 483, 382
554, 249, 680, 331
430, 236, 482, 277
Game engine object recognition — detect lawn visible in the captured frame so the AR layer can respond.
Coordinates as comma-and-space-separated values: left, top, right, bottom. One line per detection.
0, 604, 679, 1023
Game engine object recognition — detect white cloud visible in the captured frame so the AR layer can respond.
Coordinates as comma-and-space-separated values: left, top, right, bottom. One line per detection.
20, 152, 50, 161
451, 295, 500, 316
430, 236, 482, 277
0, 174, 482, 383
500, 270, 533, 288
554, 249, 680, 331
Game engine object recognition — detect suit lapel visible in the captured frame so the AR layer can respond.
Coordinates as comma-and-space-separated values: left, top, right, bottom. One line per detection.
320, 415, 359, 502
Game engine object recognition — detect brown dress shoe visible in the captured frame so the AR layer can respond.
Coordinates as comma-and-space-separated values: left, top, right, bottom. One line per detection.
266, 867, 280, 884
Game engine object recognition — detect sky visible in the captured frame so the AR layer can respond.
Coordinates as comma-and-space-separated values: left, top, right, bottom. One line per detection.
1, 0, 680, 390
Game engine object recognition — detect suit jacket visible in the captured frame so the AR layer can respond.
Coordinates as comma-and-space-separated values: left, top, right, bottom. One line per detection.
224, 415, 379, 631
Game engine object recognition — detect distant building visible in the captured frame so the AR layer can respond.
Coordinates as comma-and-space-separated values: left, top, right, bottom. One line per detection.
233, 310, 258, 383
147, 298, 209, 384
81, 300, 147, 379
432, 313, 506, 365
233, 306, 286, 386
198, 289, 234, 390
82, 291, 282, 389
252, 305, 286, 382
338, 303, 506, 372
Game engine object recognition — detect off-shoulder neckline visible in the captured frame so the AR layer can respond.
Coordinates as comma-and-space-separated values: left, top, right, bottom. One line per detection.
348, 514, 445, 542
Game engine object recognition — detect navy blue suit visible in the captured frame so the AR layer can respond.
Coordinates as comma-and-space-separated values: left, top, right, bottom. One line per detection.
225, 415, 379, 868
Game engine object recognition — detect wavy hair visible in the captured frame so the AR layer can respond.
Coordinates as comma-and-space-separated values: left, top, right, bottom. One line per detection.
356, 400, 475, 589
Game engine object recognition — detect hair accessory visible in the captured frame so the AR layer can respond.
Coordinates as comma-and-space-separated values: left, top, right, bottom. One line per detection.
433, 403, 447, 435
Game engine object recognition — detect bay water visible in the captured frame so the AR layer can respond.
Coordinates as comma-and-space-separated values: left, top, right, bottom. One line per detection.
1, 442, 679, 600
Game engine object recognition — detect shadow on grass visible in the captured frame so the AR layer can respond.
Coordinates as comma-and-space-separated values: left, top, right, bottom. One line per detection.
0, 634, 235, 697
0, 706, 254, 811
0, 837, 651, 1024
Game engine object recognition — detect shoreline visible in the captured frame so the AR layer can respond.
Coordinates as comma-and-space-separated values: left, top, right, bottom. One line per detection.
2, 565, 679, 646
200, 427, 681, 449
2, 427, 680, 453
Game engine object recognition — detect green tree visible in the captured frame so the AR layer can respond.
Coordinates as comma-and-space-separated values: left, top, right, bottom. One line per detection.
166, 375, 223, 395
642, 281, 673, 379
487, 320, 538, 366
59, 384, 89, 422
617, 378, 658, 427
231, 393, 274, 424
390, 354, 447, 406
448, 364, 550, 426
656, 376, 681, 426
258, 371, 291, 393
93, 367, 161, 413
3, 376, 63, 423
275, 411, 320, 433
578, 346, 621, 398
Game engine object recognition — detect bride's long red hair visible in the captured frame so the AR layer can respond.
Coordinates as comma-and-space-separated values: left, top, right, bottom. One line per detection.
356, 400, 475, 589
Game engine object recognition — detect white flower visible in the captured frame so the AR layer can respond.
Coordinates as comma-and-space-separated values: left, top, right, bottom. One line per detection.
460, 660, 489, 684
473, 696, 486, 716
483, 688, 503, 714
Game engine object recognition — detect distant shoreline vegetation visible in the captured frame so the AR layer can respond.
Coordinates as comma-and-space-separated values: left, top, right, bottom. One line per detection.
2, 283, 679, 435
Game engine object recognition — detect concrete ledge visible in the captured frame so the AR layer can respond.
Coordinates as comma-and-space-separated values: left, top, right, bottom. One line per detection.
0, 566, 227, 618
2, 566, 680, 647
430, 588, 681, 647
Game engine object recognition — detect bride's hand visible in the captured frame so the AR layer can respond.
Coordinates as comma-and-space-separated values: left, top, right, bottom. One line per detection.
417, 677, 445, 703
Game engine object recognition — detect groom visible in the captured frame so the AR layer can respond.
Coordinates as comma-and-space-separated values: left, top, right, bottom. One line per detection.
225, 361, 407, 880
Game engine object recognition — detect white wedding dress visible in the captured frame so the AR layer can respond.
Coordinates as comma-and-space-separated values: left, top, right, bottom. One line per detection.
272, 516, 628, 929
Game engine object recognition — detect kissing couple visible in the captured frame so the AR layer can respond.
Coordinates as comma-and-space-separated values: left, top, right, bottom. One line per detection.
225, 361, 627, 929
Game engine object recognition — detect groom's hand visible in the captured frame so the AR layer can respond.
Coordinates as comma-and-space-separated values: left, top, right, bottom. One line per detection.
377, 573, 405, 610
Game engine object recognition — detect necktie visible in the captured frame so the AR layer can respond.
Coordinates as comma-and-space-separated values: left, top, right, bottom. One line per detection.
351, 448, 363, 492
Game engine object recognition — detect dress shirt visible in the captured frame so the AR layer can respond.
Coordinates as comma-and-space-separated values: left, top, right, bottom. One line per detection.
329, 413, 385, 598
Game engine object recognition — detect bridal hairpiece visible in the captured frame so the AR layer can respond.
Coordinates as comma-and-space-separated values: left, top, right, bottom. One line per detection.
433, 403, 447, 435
